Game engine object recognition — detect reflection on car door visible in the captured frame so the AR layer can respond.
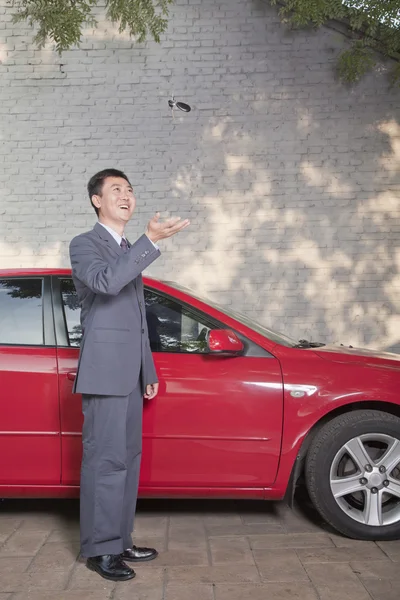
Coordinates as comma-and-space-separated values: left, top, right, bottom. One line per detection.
0, 277, 61, 486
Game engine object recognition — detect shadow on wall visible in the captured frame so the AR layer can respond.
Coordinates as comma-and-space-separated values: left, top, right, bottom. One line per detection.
165, 113, 400, 353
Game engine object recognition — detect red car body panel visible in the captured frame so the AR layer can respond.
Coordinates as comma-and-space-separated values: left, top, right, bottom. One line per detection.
0, 346, 60, 485
0, 269, 399, 500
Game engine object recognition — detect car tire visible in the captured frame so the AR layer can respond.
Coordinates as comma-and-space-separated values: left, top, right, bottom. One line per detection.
305, 409, 400, 540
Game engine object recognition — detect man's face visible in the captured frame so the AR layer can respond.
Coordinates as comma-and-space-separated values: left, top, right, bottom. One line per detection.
92, 176, 136, 224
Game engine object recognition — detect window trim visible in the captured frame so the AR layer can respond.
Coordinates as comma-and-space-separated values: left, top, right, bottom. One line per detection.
144, 287, 220, 355
143, 287, 272, 358
0, 276, 54, 348
51, 276, 71, 347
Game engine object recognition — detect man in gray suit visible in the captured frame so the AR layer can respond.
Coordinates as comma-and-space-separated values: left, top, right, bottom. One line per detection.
69, 168, 189, 582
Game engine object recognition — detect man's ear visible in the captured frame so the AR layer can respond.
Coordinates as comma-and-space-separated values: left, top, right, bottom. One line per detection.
92, 194, 101, 210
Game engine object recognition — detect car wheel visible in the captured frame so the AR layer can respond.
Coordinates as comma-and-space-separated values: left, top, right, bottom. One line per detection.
305, 409, 400, 540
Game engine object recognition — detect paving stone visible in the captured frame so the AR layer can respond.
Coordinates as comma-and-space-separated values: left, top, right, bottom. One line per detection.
0, 519, 22, 544
362, 579, 400, 600
114, 582, 164, 600
351, 559, 400, 580
168, 536, 208, 551
276, 506, 323, 534
249, 533, 334, 550
305, 563, 373, 600
314, 584, 372, 600
376, 540, 400, 561
253, 549, 309, 581
169, 514, 205, 529
237, 500, 279, 517
0, 557, 32, 593
209, 536, 255, 565
128, 566, 165, 584
206, 523, 285, 536
137, 548, 209, 567
165, 583, 214, 600
17, 568, 71, 591
305, 562, 366, 586
168, 515, 208, 549
167, 565, 261, 584
297, 545, 387, 564
330, 534, 383, 549
0, 530, 48, 557
239, 510, 281, 526
214, 582, 319, 600
20, 515, 74, 532
133, 516, 168, 538
112, 562, 165, 600
28, 541, 79, 570
203, 514, 243, 528
46, 527, 80, 543
12, 592, 112, 600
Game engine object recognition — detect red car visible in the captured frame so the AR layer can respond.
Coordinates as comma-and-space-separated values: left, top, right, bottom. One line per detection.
1, 269, 400, 541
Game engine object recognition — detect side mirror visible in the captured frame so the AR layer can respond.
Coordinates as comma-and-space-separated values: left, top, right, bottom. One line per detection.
207, 329, 244, 356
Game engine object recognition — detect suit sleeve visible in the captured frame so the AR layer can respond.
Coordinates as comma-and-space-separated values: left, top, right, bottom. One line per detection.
137, 276, 159, 385
144, 341, 158, 385
69, 233, 160, 296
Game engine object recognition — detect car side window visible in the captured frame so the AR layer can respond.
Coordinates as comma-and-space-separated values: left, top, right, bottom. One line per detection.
60, 278, 82, 347
145, 289, 213, 353
58, 281, 214, 353
0, 278, 44, 345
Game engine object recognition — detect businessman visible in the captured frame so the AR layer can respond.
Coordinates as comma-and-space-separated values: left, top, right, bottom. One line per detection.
69, 168, 189, 582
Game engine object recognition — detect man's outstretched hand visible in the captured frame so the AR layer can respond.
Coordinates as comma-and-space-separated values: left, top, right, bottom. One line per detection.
146, 213, 190, 243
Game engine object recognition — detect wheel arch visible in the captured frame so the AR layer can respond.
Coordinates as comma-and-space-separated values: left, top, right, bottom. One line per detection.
284, 400, 400, 506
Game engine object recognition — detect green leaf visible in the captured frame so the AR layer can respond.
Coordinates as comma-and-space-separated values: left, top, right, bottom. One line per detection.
7, 0, 174, 52
337, 44, 376, 83
270, 0, 400, 84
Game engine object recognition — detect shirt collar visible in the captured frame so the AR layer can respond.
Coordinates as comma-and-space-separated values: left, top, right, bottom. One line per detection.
97, 222, 126, 247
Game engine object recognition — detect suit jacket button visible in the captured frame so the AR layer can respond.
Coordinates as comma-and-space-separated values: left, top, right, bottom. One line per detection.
142, 329, 145, 333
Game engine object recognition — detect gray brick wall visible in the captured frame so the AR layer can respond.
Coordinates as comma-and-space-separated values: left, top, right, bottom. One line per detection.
0, 0, 399, 352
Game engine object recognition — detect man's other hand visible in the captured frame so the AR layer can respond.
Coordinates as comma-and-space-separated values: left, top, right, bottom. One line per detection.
144, 382, 159, 400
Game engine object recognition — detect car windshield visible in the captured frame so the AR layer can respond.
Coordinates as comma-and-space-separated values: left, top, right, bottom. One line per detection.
163, 281, 297, 348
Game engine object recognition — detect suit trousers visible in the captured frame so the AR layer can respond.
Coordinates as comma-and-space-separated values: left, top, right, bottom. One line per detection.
80, 381, 143, 557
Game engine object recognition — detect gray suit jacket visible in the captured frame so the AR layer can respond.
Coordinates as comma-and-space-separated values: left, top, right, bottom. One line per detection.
69, 222, 161, 396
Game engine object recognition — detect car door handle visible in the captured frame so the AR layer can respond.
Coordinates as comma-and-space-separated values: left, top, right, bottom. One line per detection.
67, 371, 76, 381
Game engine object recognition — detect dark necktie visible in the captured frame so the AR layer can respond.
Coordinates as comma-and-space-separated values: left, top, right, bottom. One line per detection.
120, 238, 128, 253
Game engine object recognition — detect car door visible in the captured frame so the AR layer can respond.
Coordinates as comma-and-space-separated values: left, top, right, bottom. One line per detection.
141, 289, 284, 491
54, 277, 284, 491
0, 276, 61, 486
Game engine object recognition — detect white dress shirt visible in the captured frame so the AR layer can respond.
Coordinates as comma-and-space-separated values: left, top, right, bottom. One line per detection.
98, 222, 158, 249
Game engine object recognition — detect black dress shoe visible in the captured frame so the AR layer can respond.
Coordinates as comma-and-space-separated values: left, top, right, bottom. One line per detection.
122, 545, 158, 562
86, 554, 136, 581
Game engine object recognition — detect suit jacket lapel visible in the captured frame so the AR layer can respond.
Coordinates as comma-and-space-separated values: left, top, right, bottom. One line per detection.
93, 222, 122, 258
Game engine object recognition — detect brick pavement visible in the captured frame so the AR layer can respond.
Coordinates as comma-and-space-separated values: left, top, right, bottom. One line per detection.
0, 496, 399, 599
